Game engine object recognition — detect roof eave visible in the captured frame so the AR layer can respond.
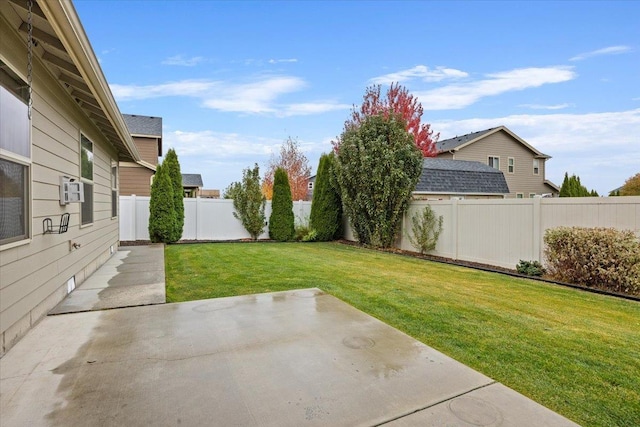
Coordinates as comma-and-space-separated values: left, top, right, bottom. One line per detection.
38, 0, 140, 162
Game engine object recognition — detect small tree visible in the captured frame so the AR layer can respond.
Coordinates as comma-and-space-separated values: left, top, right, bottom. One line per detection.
232, 164, 266, 240
262, 137, 312, 201
148, 163, 176, 243
559, 172, 598, 197
408, 205, 443, 254
619, 172, 640, 196
163, 148, 184, 242
222, 182, 242, 199
333, 114, 422, 248
309, 153, 343, 241
269, 168, 295, 241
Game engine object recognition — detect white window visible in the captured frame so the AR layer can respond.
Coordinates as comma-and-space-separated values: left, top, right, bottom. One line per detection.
0, 60, 31, 246
488, 156, 499, 170
516, 193, 524, 199
111, 163, 118, 218
533, 159, 540, 175
508, 157, 515, 174
529, 193, 536, 198
308, 181, 314, 190
80, 135, 93, 225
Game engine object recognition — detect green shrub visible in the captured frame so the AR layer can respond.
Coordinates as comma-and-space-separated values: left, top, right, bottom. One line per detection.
148, 163, 176, 243
516, 260, 545, 276
232, 164, 266, 240
408, 205, 443, 254
544, 227, 640, 295
269, 168, 295, 241
309, 153, 342, 241
294, 224, 317, 242
164, 149, 184, 243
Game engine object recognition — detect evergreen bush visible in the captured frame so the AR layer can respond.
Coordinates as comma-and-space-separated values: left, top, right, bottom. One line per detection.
516, 260, 545, 276
269, 168, 295, 241
148, 163, 176, 243
164, 149, 184, 242
309, 153, 343, 241
408, 205, 443, 254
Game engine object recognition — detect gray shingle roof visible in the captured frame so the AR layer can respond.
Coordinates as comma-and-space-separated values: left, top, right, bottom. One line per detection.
182, 173, 203, 187
415, 158, 510, 194
435, 127, 496, 153
123, 114, 162, 137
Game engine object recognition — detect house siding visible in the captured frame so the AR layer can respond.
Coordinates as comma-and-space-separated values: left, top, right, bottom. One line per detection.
444, 130, 552, 197
120, 164, 154, 196
0, 21, 119, 355
133, 136, 159, 165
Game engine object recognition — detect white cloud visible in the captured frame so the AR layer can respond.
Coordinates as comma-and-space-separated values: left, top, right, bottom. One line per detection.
162, 55, 205, 67
432, 108, 640, 194
416, 66, 576, 110
519, 103, 572, 110
570, 45, 632, 61
369, 65, 468, 85
269, 58, 298, 64
111, 76, 347, 116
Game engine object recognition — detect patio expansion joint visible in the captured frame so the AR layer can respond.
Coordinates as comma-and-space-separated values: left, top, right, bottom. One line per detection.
372, 380, 498, 426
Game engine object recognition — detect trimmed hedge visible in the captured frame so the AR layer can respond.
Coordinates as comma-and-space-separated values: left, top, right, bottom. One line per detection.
544, 227, 640, 295
309, 153, 342, 241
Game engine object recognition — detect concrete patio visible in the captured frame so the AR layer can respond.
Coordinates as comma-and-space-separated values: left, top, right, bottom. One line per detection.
0, 245, 579, 426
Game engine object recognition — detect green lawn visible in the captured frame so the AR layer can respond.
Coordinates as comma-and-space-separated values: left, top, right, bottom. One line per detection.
165, 242, 640, 427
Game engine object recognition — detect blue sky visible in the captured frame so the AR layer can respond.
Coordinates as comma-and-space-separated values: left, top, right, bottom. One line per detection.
74, 0, 639, 195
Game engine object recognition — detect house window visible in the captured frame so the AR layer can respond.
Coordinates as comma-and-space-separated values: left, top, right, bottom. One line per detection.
308, 181, 313, 190
0, 60, 31, 246
533, 159, 540, 175
529, 193, 536, 198
111, 163, 117, 218
516, 193, 524, 199
508, 158, 515, 174
80, 135, 93, 225
488, 156, 499, 170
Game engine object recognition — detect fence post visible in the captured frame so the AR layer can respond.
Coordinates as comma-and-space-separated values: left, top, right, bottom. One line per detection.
532, 197, 542, 263
195, 196, 200, 241
131, 195, 137, 240
451, 198, 459, 260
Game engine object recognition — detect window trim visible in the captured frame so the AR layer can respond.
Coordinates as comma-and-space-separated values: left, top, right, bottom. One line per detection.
80, 134, 94, 227
0, 59, 32, 249
111, 161, 118, 219
533, 159, 540, 175
516, 193, 524, 199
529, 193, 536, 198
488, 155, 500, 170
508, 157, 515, 174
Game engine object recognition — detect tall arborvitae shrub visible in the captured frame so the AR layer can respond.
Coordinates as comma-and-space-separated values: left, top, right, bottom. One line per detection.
164, 148, 184, 242
232, 164, 266, 240
148, 163, 176, 243
310, 153, 343, 241
269, 168, 295, 241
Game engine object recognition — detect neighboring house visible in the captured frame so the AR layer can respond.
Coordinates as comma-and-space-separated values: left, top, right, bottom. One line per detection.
307, 175, 316, 200
182, 173, 203, 198
120, 114, 162, 196
436, 126, 559, 198
414, 159, 510, 200
1, 0, 140, 354
200, 189, 220, 199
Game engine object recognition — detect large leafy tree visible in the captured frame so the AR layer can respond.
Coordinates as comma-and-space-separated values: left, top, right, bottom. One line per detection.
619, 172, 640, 196
269, 168, 295, 241
232, 164, 266, 240
262, 137, 311, 201
333, 114, 422, 248
559, 172, 598, 197
309, 153, 342, 241
333, 83, 438, 157
163, 148, 184, 242
148, 163, 176, 243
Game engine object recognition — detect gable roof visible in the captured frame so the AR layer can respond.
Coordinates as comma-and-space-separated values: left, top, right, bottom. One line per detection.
415, 158, 510, 195
123, 114, 162, 137
182, 174, 203, 188
436, 126, 550, 159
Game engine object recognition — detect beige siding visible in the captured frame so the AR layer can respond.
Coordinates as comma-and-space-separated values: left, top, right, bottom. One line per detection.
119, 165, 154, 196
0, 22, 120, 355
133, 136, 159, 165
447, 130, 553, 197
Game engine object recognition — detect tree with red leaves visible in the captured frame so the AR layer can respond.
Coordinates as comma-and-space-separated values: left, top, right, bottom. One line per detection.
262, 137, 311, 201
333, 83, 438, 157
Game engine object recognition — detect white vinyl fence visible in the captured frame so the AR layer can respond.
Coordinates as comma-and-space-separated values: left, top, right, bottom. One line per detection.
346, 197, 640, 270
119, 196, 312, 241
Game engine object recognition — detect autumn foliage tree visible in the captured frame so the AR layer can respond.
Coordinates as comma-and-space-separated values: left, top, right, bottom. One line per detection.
332, 83, 438, 157
262, 137, 311, 201
619, 172, 640, 196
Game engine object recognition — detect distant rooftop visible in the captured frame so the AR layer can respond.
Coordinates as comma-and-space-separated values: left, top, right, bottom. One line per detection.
415, 158, 510, 195
182, 174, 203, 188
123, 114, 163, 138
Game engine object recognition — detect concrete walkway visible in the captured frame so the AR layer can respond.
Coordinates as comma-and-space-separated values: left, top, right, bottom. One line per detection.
1, 288, 578, 426
49, 245, 165, 314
